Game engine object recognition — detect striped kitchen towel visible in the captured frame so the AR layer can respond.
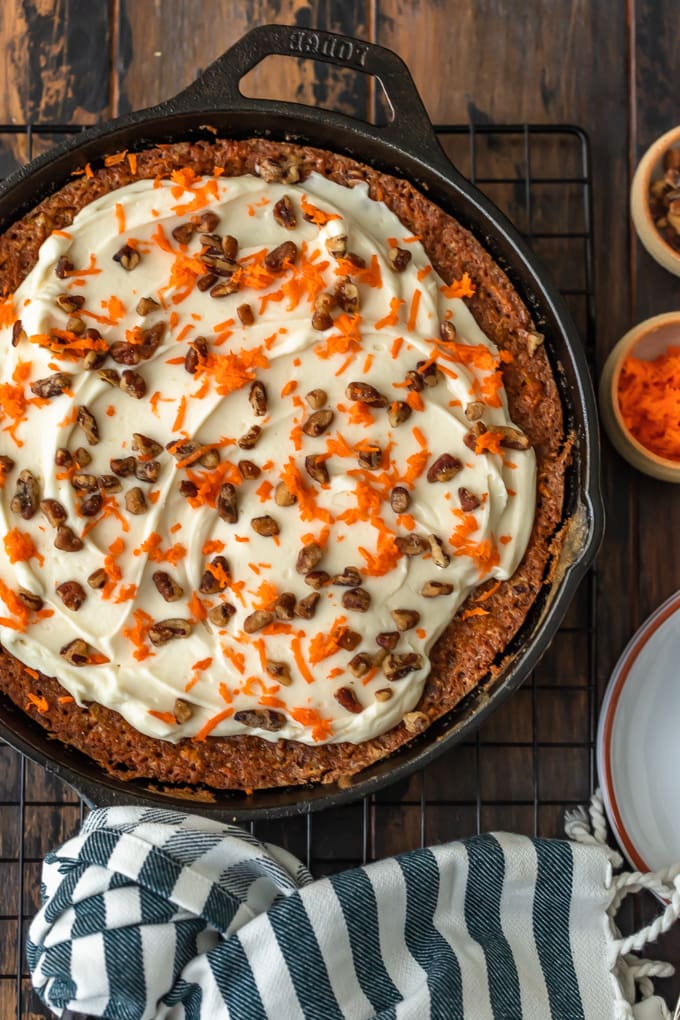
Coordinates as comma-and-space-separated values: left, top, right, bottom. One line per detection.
27, 805, 679, 1020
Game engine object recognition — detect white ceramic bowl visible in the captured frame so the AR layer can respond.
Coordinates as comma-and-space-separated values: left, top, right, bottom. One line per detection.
630, 124, 680, 276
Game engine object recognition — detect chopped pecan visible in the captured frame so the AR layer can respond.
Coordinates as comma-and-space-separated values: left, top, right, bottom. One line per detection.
237, 303, 254, 326
348, 653, 374, 678
136, 296, 160, 316
222, 235, 238, 260
405, 370, 424, 392
342, 587, 371, 612
11, 470, 39, 519
422, 580, 454, 597
184, 336, 208, 374
251, 515, 279, 537
79, 492, 102, 517
197, 273, 218, 292
463, 422, 486, 450
174, 698, 193, 724
180, 480, 198, 498
234, 708, 286, 731
403, 711, 429, 733
336, 627, 361, 650
390, 608, 420, 631
60, 638, 104, 666
54, 525, 83, 552
0, 455, 15, 477
113, 244, 140, 270
138, 322, 166, 358
266, 659, 292, 685
134, 460, 161, 483
376, 631, 400, 650
428, 534, 451, 568
518, 327, 545, 356
87, 568, 108, 590
383, 652, 423, 681
335, 277, 359, 313
148, 618, 193, 645
40, 497, 67, 528
264, 240, 298, 272
97, 474, 122, 493
334, 686, 363, 713
492, 425, 531, 450
199, 556, 230, 594
55, 256, 74, 279
275, 480, 297, 507
172, 221, 195, 245
304, 454, 329, 485
296, 541, 323, 574
56, 292, 85, 313
238, 425, 262, 450
325, 234, 348, 258
375, 688, 393, 702
332, 566, 362, 587
207, 602, 237, 627
440, 320, 457, 343
358, 442, 382, 469
302, 409, 334, 436
464, 401, 485, 422
110, 341, 141, 365
153, 571, 184, 602
390, 486, 411, 514
72, 473, 98, 491
11, 320, 27, 347
294, 592, 320, 619
395, 534, 429, 556
243, 609, 274, 633
417, 359, 442, 387
427, 454, 462, 482
98, 368, 121, 387
249, 381, 268, 416
388, 247, 411, 272
56, 580, 86, 611
30, 372, 72, 399
273, 194, 297, 229
198, 211, 220, 232
17, 588, 43, 612
273, 592, 296, 620
55, 448, 72, 467
305, 387, 328, 409
210, 279, 239, 298
238, 459, 261, 480
110, 456, 136, 477
66, 314, 85, 335
73, 447, 92, 468
458, 487, 481, 512
304, 570, 330, 590
76, 405, 99, 445
125, 487, 148, 515
120, 370, 147, 399
345, 381, 387, 407
387, 401, 411, 427
256, 157, 300, 184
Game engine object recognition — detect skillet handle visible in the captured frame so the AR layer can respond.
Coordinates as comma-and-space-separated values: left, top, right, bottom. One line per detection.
168, 24, 449, 170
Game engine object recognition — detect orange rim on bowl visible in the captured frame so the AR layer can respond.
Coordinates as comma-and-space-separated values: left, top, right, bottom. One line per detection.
630, 124, 680, 276
599, 312, 680, 482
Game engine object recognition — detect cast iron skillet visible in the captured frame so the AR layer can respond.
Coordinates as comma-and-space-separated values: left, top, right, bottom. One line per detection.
0, 25, 603, 819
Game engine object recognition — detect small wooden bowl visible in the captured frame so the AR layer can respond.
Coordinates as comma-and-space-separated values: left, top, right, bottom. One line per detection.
630, 124, 680, 276
599, 312, 680, 482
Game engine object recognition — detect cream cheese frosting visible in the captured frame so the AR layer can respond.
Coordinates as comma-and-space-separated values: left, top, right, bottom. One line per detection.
0, 168, 536, 745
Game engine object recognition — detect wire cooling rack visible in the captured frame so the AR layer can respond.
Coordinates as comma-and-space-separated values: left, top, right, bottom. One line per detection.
0, 122, 596, 1018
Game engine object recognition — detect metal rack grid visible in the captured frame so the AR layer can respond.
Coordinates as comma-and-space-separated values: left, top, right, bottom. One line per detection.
0, 122, 596, 1018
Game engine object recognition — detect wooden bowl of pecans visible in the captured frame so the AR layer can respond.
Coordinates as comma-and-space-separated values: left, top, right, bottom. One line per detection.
631, 124, 680, 275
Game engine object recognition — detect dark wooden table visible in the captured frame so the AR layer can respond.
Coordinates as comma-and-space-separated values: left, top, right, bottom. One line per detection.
1, 1, 679, 1015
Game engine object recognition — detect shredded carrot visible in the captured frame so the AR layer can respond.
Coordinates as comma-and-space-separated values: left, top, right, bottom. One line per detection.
201, 539, 225, 556
474, 580, 502, 603
122, 609, 155, 661
290, 634, 316, 685
407, 288, 421, 331
406, 390, 425, 412
188, 592, 208, 622
474, 430, 505, 456
3, 528, 43, 566
300, 193, 339, 225
308, 616, 349, 664
26, 692, 49, 714
255, 479, 273, 503
390, 336, 404, 359
58, 695, 74, 705
194, 708, 234, 741
172, 395, 187, 431
149, 710, 177, 724
376, 298, 405, 331
289, 705, 333, 742
280, 379, 297, 397
0, 292, 15, 327
617, 346, 680, 460
223, 645, 246, 675
115, 202, 126, 234
104, 151, 128, 167
417, 265, 432, 282
127, 152, 138, 174
460, 606, 490, 620
440, 272, 476, 299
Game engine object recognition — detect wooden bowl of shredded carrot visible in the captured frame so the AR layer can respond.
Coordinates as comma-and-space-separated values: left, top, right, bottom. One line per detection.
599, 312, 680, 481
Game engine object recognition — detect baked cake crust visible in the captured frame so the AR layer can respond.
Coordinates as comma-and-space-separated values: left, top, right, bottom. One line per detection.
0, 138, 566, 790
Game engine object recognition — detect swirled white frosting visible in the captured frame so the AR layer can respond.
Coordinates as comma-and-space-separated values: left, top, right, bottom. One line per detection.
0, 169, 535, 745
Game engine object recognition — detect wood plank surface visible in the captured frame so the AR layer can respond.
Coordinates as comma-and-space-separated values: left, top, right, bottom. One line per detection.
0, 0, 679, 1012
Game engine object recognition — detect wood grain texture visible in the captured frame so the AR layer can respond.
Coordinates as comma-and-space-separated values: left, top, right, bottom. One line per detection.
117, 0, 370, 117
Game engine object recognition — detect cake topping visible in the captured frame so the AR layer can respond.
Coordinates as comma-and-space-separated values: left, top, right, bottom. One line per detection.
0, 168, 536, 745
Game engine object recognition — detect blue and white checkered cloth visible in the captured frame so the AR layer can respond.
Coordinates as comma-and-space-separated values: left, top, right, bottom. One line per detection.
27, 806, 673, 1019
